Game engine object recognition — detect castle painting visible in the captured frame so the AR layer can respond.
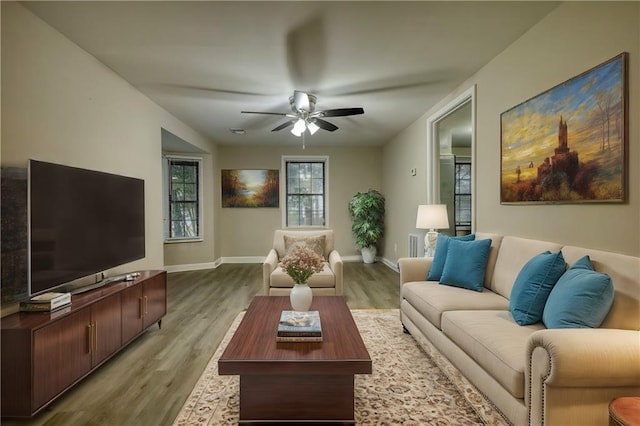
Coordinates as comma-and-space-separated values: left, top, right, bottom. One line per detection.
501, 53, 627, 204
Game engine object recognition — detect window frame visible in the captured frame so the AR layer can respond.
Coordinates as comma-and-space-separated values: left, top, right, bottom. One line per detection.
454, 159, 472, 234
163, 155, 204, 243
281, 155, 330, 229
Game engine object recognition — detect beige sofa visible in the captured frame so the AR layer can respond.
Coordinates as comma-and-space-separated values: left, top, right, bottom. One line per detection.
263, 229, 343, 296
399, 233, 640, 425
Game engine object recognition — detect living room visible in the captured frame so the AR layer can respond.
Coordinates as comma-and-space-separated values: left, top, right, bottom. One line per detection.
2, 2, 638, 271
1, 1, 639, 425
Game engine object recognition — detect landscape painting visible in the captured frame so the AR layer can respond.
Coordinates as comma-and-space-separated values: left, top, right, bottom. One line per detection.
221, 169, 279, 207
501, 52, 627, 204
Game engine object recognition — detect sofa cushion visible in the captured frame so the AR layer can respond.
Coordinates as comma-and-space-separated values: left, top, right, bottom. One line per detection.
402, 281, 509, 329
491, 237, 564, 299
441, 310, 545, 399
509, 251, 566, 325
427, 233, 476, 281
543, 255, 614, 329
561, 246, 640, 330
283, 234, 326, 260
440, 238, 492, 292
270, 263, 335, 288
474, 233, 504, 291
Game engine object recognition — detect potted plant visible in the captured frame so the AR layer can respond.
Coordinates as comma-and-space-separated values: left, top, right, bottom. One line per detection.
348, 189, 385, 263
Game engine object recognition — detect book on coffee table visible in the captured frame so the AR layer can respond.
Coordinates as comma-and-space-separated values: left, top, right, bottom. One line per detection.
276, 310, 322, 342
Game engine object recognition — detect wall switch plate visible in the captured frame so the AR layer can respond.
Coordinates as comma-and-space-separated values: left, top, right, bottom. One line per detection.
410, 167, 417, 176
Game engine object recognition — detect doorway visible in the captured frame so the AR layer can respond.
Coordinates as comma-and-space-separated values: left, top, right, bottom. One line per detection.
426, 86, 475, 236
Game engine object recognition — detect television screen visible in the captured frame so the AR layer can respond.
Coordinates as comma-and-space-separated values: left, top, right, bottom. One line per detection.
29, 160, 145, 296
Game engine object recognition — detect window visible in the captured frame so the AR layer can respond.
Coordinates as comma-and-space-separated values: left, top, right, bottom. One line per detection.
283, 156, 328, 227
163, 156, 203, 241
454, 161, 472, 234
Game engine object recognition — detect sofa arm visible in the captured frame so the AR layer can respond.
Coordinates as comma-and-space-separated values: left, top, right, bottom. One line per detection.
262, 249, 279, 295
528, 329, 640, 387
398, 257, 433, 285
329, 250, 343, 296
527, 328, 640, 425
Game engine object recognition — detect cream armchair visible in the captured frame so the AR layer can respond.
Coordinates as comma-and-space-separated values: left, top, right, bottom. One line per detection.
263, 229, 343, 296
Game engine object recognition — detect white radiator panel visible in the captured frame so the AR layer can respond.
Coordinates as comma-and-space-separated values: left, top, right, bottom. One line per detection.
408, 234, 420, 258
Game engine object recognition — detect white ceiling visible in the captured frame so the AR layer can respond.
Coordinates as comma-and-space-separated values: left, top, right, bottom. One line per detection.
22, 1, 558, 148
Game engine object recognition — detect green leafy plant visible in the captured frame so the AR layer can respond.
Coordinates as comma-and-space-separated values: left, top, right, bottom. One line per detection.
348, 189, 385, 249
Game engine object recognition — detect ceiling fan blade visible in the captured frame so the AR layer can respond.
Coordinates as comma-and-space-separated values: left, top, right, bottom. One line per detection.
241, 111, 289, 116
317, 107, 364, 117
272, 120, 296, 132
314, 118, 338, 132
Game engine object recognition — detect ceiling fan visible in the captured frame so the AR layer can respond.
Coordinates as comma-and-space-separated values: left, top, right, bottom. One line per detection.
241, 91, 364, 137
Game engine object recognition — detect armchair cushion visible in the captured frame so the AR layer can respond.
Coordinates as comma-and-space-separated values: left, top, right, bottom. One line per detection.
274, 229, 334, 259
284, 234, 326, 260
270, 263, 336, 288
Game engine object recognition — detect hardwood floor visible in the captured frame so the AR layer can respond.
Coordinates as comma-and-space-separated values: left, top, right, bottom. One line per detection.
3, 261, 399, 426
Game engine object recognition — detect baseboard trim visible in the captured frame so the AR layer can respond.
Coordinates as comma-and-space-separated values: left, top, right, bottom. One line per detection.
219, 256, 264, 264
165, 256, 399, 273
164, 259, 223, 273
380, 257, 399, 272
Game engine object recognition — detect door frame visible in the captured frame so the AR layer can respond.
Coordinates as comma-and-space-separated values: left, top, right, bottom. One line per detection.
425, 85, 476, 231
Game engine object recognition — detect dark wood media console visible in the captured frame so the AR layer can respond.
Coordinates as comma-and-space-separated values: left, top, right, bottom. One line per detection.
0, 270, 167, 417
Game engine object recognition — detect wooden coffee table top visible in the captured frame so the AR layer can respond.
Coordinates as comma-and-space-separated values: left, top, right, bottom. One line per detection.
218, 296, 372, 376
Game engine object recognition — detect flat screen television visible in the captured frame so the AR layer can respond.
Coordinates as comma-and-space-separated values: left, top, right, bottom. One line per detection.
29, 160, 145, 296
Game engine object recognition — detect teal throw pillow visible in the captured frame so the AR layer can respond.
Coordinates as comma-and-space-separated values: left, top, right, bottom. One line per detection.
427, 233, 475, 281
439, 238, 491, 292
509, 251, 566, 326
542, 256, 614, 329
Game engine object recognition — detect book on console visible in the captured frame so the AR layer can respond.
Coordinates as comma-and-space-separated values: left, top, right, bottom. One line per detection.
277, 310, 322, 340
20, 292, 72, 312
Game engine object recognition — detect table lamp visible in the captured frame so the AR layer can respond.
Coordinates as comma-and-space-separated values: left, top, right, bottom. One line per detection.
416, 204, 450, 257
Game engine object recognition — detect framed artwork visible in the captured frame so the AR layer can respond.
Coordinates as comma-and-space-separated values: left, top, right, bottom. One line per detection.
500, 52, 628, 204
221, 169, 279, 207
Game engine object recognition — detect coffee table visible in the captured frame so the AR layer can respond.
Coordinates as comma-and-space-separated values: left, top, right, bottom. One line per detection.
218, 296, 372, 424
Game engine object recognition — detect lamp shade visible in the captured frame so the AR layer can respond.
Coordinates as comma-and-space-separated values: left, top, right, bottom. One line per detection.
307, 121, 320, 135
416, 204, 449, 230
291, 118, 306, 137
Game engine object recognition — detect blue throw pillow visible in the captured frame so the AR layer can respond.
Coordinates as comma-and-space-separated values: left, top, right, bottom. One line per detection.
439, 238, 492, 292
427, 233, 475, 281
509, 251, 566, 325
542, 255, 614, 329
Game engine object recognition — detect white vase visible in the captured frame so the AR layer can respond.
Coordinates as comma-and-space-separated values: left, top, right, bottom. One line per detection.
361, 246, 377, 264
290, 283, 313, 311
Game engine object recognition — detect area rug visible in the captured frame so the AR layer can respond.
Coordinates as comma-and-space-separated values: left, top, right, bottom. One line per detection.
173, 309, 509, 425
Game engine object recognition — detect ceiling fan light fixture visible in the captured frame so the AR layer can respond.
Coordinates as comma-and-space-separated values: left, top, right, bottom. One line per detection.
291, 118, 306, 137
307, 121, 320, 135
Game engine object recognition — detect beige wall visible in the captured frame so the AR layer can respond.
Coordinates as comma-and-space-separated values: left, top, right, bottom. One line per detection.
4, 1, 638, 277
1, 3, 216, 276
383, 2, 640, 261
216, 145, 383, 259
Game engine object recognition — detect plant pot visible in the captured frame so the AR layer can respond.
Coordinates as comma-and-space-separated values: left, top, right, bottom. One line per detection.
290, 283, 313, 311
361, 246, 377, 264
